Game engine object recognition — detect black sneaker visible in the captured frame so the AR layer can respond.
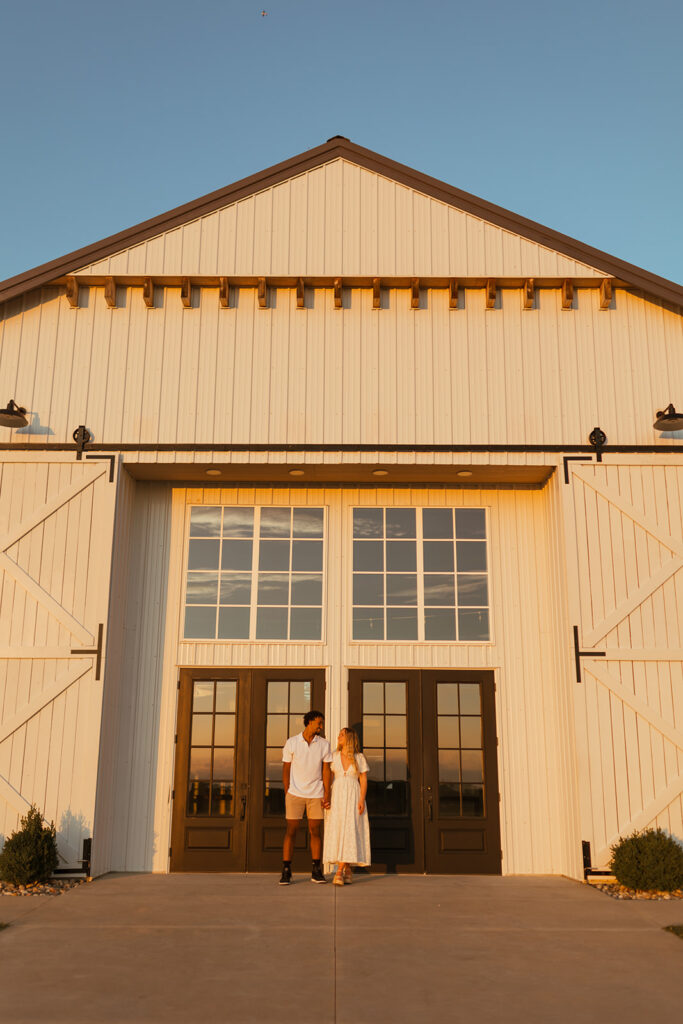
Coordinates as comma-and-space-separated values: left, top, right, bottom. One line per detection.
279, 865, 292, 885
311, 864, 326, 884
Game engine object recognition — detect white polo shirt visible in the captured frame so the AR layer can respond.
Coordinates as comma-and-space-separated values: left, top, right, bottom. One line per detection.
282, 733, 333, 799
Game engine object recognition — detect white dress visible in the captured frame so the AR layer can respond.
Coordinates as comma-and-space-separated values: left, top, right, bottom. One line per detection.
323, 751, 371, 871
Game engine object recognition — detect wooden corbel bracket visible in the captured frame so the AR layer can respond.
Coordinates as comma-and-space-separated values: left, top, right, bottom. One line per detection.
142, 278, 155, 308
65, 277, 79, 308
104, 277, 116, 309
485, 279, 497, 310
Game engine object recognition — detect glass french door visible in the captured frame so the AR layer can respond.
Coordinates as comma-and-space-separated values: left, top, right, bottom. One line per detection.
245, 670, 326, 872
348, 670, 501, 874
170, 669, 325, 872
170, 670, 249, 872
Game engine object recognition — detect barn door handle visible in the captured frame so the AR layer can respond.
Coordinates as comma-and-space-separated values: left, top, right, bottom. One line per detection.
240, 796, 247, 820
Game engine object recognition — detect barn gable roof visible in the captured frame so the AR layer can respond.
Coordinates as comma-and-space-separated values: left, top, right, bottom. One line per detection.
1, 137, 681, 308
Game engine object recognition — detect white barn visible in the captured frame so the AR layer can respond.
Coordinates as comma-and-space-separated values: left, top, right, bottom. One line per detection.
0, 137, 681, 879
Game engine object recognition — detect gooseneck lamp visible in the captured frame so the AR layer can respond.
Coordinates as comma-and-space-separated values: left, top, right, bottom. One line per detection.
653, 404, 683, 432
0, 400, 28, 428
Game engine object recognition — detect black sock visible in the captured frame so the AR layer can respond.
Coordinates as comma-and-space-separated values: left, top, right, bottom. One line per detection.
312, 859, 322, 868
283, 860, 291, 868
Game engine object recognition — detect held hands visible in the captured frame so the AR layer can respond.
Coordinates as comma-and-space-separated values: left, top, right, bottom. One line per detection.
322, 796, 331, 810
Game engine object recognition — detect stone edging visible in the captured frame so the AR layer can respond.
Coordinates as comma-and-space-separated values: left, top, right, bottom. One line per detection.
1, 878, 88, 897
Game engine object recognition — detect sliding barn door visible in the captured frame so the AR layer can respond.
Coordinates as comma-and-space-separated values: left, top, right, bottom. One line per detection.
0, 456, 117, 870
566, 461, 683, 867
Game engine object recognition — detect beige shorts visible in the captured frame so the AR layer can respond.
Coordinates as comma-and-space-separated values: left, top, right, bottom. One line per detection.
285, 793, 324, 820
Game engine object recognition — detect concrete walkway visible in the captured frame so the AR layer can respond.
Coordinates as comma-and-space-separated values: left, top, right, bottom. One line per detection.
0, 873, 681, 1023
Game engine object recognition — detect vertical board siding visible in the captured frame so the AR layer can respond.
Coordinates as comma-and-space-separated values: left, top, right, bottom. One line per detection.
0, 458, 117, 866
111, 479, 579, 876
2, 286, 681, 448
73, 161, 606, 280
91, 464, 135, 876
97, 483, 172, 873
567, 462, 683, 865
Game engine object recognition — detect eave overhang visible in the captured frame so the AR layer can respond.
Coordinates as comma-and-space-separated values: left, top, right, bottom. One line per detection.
1, 137, 681, 310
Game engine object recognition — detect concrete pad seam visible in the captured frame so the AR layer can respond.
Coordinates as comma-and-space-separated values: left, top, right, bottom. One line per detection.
10, 923, 672, 933
333, 886, 338, 1024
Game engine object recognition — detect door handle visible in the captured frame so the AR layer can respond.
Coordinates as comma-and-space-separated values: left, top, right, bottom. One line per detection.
424, 785, 433, 822
240, 795, 247, 820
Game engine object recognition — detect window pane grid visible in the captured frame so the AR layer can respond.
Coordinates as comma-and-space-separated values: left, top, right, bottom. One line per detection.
436, 682, 485, 818
264, 679, 313, 816
362, 680, 409, 817
187, 680, 237, 817
352, 508, 490, 642
183, 506, 325, 641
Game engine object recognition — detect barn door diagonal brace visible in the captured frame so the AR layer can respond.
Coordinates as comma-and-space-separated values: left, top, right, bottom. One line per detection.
573, 625, 605, 683
71, 623, 104, 679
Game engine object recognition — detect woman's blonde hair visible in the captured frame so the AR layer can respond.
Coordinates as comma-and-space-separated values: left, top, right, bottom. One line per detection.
338, 727, 361, 773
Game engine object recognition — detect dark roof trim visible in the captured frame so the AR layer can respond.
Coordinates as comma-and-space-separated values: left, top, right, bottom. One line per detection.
1, 138, 682, 308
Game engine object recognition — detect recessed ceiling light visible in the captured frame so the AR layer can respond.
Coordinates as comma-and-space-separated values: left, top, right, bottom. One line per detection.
205, 468, 221, 476
372, 469, 388, 477
456, 470, 473, 478
289, 469, 305, 476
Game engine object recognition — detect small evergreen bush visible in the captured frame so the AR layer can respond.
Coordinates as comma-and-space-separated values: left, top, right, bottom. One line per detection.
610, 828, 683, 892
0, 805, 59, 885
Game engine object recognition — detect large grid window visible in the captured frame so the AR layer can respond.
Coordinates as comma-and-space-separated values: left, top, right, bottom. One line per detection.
352, 507, 490, 642
183, 506, 325, 641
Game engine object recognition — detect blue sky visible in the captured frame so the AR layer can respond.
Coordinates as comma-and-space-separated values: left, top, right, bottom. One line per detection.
1, 0, 681, 284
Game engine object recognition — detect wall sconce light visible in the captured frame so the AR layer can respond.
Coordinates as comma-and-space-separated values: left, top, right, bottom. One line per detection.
0, 400, 28, 428
653, 404, 683, 432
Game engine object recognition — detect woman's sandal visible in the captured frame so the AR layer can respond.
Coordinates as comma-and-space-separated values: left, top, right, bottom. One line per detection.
343, 867, 353, 884
333, 870, 345, 886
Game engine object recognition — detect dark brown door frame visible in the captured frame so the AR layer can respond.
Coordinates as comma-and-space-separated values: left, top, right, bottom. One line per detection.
170, 668, 251, 873
421, 670, 502, 874
171, 667, 326, 873
246, 669, 326, 873
349, 668, 502, 875
349, 669, 423, 873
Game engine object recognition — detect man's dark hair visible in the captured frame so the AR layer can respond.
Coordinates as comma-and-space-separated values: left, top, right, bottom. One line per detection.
303, 710, 324, 727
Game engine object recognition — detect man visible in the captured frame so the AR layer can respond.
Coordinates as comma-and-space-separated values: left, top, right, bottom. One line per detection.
279, 710, 332, 885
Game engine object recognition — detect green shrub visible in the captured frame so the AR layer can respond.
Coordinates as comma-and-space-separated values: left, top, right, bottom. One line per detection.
610, 828, 683, 892
0, 805, 59, 885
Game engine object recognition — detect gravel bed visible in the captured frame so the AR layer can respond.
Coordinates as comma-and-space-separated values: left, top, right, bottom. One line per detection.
593, 882, 683, 900
1, 878, 88, 897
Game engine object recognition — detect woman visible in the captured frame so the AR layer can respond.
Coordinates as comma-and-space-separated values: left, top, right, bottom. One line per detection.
323, 727, 371, 885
